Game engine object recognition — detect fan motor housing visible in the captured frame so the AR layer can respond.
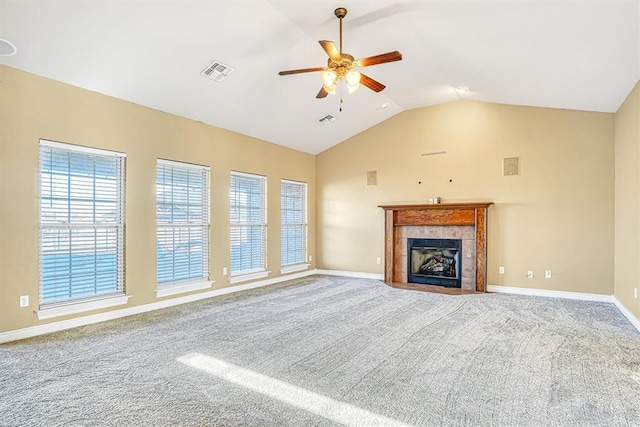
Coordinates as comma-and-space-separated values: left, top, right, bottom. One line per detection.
327, 53, 355, 77
328, 53, 355, 74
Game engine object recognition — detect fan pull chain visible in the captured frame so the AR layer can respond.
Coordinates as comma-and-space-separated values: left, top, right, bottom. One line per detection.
340, 96, 343, 112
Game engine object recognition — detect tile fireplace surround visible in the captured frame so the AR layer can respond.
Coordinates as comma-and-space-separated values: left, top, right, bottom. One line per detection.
379, 203, 493, 292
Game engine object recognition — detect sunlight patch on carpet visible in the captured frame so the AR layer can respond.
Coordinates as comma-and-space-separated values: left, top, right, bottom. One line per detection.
177, 352, 410, 427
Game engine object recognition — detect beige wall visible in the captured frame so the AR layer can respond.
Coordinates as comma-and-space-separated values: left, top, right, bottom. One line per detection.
316, 101, 615, 295
0, 62, 631, 336
0, 65, 316, 333
614, 81, 640, 319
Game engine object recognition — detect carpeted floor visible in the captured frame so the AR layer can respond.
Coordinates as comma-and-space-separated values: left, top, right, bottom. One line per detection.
1, 275, 639, 426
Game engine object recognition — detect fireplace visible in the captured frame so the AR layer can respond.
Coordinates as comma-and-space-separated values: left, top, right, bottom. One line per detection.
407, 238, 462, 288
379, 202, 493, 292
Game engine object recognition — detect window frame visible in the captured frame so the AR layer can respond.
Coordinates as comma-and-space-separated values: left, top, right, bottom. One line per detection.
229, 171, 269, 283
156, 159, 212, 297
280, 179, 309, 274
38, 139, 129, 319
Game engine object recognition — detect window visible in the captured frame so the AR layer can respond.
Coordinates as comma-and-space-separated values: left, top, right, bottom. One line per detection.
230, 172, 267, 281
281, 180, 308, 272
156, 160, 210, 292
39, 140, 126, 308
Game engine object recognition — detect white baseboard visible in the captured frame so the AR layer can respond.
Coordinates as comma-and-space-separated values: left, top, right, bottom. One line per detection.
486, 285, 613, 303
612, 295, 640, 333
315, 269, 384, 281
6, 273, 637, 344
0, 269, 318, 344
487, 285, 640, 333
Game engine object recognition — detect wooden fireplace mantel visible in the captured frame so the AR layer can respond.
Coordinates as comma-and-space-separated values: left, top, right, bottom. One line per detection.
379, 202, 493, 292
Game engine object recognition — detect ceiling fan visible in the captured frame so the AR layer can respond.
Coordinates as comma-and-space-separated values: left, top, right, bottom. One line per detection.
278, 7, 402, 99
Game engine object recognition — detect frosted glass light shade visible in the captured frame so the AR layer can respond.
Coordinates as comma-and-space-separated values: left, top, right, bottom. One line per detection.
322, 70, 337, 87
346, 70, 361, 86
323, 83, 337, 95
346, 70, 361, 93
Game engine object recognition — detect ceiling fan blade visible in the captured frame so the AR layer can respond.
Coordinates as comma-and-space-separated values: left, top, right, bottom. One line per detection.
319, 40, 343, 63
360, 73, 386, 92
316, 87, 329, 99
355, 51, 403, 67
278, 67, 325, 76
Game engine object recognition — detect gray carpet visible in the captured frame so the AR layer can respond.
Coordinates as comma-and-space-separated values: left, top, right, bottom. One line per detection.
1, 275, 639, 426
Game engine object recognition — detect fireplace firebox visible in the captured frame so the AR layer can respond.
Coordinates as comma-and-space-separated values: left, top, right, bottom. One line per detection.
407, 238, 462, 288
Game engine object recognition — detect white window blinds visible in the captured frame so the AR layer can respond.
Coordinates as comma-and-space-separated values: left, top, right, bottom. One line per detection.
230, 172, 267, 276
281, 180, 307, 267
39, 140, 126, 306
156, 160, 210, 285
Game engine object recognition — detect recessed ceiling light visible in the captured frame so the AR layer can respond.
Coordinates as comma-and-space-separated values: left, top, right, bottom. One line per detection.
454, 86, 470, 93
378, 102, 390, 110
0, 39, 17, 56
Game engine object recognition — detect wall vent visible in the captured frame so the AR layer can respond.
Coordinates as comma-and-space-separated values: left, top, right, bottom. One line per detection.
318, 114, 335, 125
201, 60, 233, 81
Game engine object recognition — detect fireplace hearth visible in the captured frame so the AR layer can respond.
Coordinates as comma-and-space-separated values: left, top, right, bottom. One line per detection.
408, 238, 462, 288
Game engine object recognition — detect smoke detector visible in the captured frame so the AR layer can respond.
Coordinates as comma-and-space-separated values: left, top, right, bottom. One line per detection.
201, 60, 233, 82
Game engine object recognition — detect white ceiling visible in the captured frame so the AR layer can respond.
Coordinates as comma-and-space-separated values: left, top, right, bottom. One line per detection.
1, 1, 638, 154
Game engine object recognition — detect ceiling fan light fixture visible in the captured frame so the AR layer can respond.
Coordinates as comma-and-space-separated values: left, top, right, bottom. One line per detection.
346, 70, 361, 85
322, 69, 337, 87
323, 83, 337, 95
346, 70, 361, 93
277, 7, 402, 98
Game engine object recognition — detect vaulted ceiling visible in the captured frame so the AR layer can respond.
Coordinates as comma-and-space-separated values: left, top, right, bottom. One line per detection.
1, 1, 638, 154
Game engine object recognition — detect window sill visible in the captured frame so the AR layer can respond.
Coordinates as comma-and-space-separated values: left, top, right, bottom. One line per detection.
280, 263, 311, 274
230, 270, 270, 285
156, 280, 214, 298
37, 294, 131, 320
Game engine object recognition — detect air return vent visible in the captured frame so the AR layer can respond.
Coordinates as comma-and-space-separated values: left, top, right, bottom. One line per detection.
201, 60, 233, 81
318, 114, 335, 125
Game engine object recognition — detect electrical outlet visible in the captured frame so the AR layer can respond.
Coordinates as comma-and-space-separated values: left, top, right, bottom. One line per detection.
19, 295, 29, 308
527, 271, 534, 279
499, 266, 505, 274
545, 270, 552, 279
376, 257, 381, 265
309, 255, 313, 262
223, 267, 228, 276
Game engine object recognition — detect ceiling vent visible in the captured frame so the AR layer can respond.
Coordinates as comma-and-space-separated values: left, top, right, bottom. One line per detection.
318, 114, 336, 125
201, 60, 233, 82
